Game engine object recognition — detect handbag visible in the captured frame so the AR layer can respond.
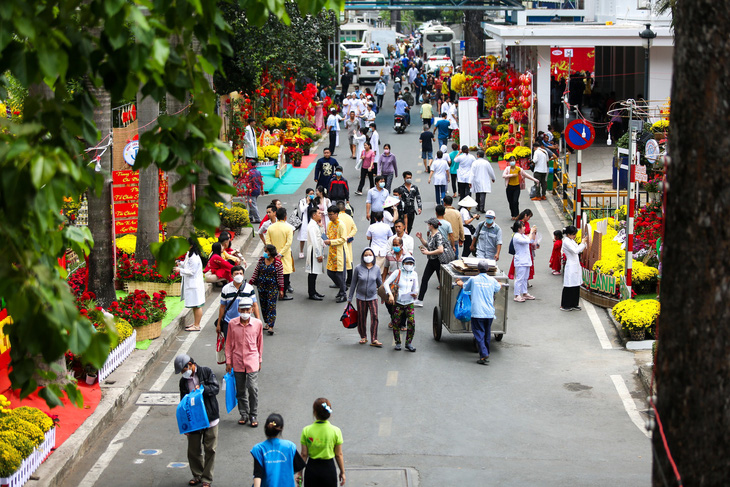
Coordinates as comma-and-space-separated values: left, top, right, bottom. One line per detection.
288, 212, 302, 230
216, 332, 226, 365
508, 234, 516, 255
223, 370, 237, 414
519, 170, 526, 190
340, 302, 359, 329
176, 386, 210, 434
378, 269, 401, 302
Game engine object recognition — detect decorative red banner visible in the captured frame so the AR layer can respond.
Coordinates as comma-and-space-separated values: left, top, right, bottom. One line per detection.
113, 186, 139, 202
115, 219, 138, 235
550, 47, 595, 81
114, 202, 139, 219
112, 170, 140, 185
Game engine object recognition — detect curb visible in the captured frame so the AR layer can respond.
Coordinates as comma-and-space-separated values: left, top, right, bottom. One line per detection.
35, 228, 254, 487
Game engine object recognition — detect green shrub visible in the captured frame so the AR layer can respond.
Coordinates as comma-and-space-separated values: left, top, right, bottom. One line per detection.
221, 205, 250, 229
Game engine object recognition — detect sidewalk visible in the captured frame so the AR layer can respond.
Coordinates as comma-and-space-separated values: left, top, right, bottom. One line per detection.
34, 228, 255, 487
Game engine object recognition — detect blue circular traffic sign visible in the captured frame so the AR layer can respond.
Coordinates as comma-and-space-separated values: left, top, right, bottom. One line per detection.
565, 119, 596, 150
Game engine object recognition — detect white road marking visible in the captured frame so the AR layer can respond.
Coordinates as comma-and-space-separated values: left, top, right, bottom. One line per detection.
533, 200, 555, 236
78, 406, 151, 487
415, 178, 422, 183
610, 375, 650, 438
386, 371, 398, 387
583, 298, 613, 349
378, 417, 392, 437
252, 240, 264, 257
150, 301, 219, 392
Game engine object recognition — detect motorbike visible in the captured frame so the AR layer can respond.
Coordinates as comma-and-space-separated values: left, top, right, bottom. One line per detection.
394, 114, 408, 134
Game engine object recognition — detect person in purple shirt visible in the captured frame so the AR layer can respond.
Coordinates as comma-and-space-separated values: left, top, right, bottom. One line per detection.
378, 143, 399, 192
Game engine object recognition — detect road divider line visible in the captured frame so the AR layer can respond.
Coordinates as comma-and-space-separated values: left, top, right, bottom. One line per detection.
386, 371, 398, 387
378, 417, 392, 437
610, 375, 650, 438
583, 298, 613, 349
78, 406, 151, 487
150, 300, 219, 392
533, 199, 555, 236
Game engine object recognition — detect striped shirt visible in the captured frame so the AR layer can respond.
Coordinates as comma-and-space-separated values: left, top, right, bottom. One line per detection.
220, 282, 257, 324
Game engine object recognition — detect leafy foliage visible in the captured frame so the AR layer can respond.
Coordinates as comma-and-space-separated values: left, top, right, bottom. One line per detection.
0, 0, 343, 406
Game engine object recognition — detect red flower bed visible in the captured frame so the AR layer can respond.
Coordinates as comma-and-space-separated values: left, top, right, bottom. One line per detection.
108, 290, 167, 327
634, 201, 663, 250
116, 254, 181, 283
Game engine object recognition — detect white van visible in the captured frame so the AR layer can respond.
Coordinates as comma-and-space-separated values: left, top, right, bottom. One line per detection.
357, 51, 387, 84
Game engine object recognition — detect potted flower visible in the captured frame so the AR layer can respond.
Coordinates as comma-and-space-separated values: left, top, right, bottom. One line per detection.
485, 145, 504, 162
650, 120, 669, 138
611, 298, 659, 341
108, 290, 168, 341
284, 146, 304, 166
643, 175, 663, 202
116, 255, 182, 296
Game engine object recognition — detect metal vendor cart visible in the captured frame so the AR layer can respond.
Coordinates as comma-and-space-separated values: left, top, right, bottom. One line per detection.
432, 263, 510, 342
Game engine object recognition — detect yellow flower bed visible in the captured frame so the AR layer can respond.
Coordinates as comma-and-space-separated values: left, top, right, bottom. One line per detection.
11, 407, 53, 433
0, 430, 34, 458
262, 145, 281, 159
512, 146, 532, 158
0, 415, 45, 447
115, 317, 134, 343
0, 441, 22, 478
116, 234, 164, 254
612, 299, 659, 331
651, 120, 669, 132
197, 237, 216, 256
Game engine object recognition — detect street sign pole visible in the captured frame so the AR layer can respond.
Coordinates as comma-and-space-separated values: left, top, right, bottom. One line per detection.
575, 150, 582, 228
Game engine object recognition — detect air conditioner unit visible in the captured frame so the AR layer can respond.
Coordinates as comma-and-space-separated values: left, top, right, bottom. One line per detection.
637, 0, 651, 10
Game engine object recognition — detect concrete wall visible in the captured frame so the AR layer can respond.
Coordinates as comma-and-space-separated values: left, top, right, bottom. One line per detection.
649, 45, 673, 103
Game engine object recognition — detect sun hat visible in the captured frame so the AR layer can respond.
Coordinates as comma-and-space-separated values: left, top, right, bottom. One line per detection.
458, 196, 477, 208
383, 196, 400, 208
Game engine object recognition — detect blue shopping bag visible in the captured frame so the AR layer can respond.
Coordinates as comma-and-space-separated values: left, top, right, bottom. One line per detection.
176, 386, 210, 434
454, 289, 472, 322
223, 370, 237, 414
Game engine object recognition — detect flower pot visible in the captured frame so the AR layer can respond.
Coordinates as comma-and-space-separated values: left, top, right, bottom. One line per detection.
629, 329, 646, 341
135, 320, 162, 341
85, 373, 97, 385
292, 158, 302, 167
303, 147, 310, 156
489, 155, 499, 162
647, 191, 661, 203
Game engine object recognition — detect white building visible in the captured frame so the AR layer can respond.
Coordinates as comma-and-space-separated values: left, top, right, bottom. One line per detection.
485, 0, 673, 133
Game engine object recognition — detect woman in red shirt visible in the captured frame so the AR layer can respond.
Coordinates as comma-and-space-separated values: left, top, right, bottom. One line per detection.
204, 242, 234, 283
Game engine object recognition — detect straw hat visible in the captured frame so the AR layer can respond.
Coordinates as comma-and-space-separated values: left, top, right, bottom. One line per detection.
458, 196, 477, 208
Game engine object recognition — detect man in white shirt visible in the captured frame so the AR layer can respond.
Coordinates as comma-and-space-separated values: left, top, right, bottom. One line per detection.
408, 65, 418, 92
326, 108, 338, 154
382, 64, 391, 84
366, 211, 394, 270
454, 145, 476, 199
344, 111, 360, 159
342, 93, 353, 117
375, 79, 387, 108
369, 123, 380, 164
532, 144, 550, 200
243, 118, 257, 161
469, 149, 496, 213
388, 219, 415, 255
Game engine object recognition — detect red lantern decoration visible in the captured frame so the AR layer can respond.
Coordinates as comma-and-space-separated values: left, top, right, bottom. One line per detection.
522, 100, 531, 109
522, 87, 532, 97
521, 74, 531, 86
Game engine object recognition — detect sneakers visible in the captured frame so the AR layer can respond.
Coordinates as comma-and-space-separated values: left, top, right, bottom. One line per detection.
394, 344, 402, 351
551, 271, 561, 275
477, 357, 490, 365
355, 191, 363, 195
298, 252, 304, 259
541, 196, 547, 200
572, 306, 582, 311
413, 300, 424, 307
560, 307, 572, 311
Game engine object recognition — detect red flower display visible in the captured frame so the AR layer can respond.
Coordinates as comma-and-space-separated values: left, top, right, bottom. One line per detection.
116, 254, 181, 283
108, 290, 167, 327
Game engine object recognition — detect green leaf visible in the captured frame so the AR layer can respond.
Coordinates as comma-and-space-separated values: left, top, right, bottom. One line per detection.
188, 0, 204, 15
151, 238, 191, 276
64, 382, 84, 408
105, 0, 127, 17
160, 206, 184, 223
38, 387, 63, 408
67, 320, 93, 354
150, 38, 171, 71
38, 45, 69, 81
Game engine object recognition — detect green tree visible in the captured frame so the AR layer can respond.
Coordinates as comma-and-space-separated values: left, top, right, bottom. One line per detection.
0, 0, 342, 407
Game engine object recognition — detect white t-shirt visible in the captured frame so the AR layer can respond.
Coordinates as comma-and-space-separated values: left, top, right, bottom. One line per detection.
532, 147, 549, 173
460, 208, 473, 236
430, 158, 450, 186
366, 222, 394, 256
455, 153, 476, 183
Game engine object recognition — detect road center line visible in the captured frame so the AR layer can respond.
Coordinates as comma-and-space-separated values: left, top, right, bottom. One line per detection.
610, 375, 650, 438
583, 298, 613, 349
386, 371, 398, 387
378, 417, 392, 437
78, 406, 151, 487
533, 200, 555, 236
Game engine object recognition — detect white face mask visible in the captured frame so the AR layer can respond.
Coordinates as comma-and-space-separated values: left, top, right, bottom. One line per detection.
233, 274, 244, 284
182, 369, 193, 379
240, 312, 251, 321
403, 264, 414, 272
363, 255, 374, 263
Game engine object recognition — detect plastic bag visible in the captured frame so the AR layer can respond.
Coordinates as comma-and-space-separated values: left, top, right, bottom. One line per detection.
223, 370, 237, 414
176, 386, 210, 434
454, 289, 472, 322
340, 302, 359, 329
216, 333, 226, 365
529, 183, 539, 199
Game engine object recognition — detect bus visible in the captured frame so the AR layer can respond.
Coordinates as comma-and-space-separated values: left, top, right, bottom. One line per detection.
422, 25, 455, 58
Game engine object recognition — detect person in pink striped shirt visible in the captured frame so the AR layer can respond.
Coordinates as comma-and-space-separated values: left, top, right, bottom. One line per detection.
225, 297, 263, 428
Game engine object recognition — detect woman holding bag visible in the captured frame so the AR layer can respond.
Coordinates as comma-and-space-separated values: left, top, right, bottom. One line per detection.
348, 248, 383, 347
502, 155, 539, 220
249, 244, 285, 335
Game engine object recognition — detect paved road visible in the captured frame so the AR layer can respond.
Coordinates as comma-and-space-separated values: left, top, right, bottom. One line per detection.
62, 100, 651, 487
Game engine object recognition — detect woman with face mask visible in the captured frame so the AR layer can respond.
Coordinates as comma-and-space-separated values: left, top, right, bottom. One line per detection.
383, 255, 420, 352
297, 188, 316, 259
355, 141, 376, 195
348, 248, 384, 347
502, 155, 539, 220
249, 244, 285, 335
378, 143, 399, 192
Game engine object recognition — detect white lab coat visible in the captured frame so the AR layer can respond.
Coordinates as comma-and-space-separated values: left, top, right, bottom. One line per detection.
469, 158, 497, 193
370, 129, 380, 163
353, 133, 367, 169
562, 237, 587, 287
305, 219, 326, 275
179, 253, 205, 307
455, 153, 476, 183
244, 125, 257, 159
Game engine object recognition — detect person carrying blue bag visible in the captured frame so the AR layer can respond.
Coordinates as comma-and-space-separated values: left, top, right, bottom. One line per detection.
455, 261, 506, 366
454, 289, 471, 322
175, 354, 220, 487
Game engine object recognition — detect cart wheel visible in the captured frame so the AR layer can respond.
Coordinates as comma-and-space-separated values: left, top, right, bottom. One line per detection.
495, 334, 504, 342
432, 306, 442, 341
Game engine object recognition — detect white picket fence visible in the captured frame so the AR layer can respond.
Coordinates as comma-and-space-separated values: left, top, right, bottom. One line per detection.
0, 428, 56, 487
98, 330, 136, 383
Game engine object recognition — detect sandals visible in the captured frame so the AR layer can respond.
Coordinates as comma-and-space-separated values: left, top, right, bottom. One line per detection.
267, 328, 275, 336
359, 338, 368, 344
250, 416, 258, 428
184, 326, 201, 332
370, 341, 383, 348
189, 479, 201, 486
238, 417, 248, 425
